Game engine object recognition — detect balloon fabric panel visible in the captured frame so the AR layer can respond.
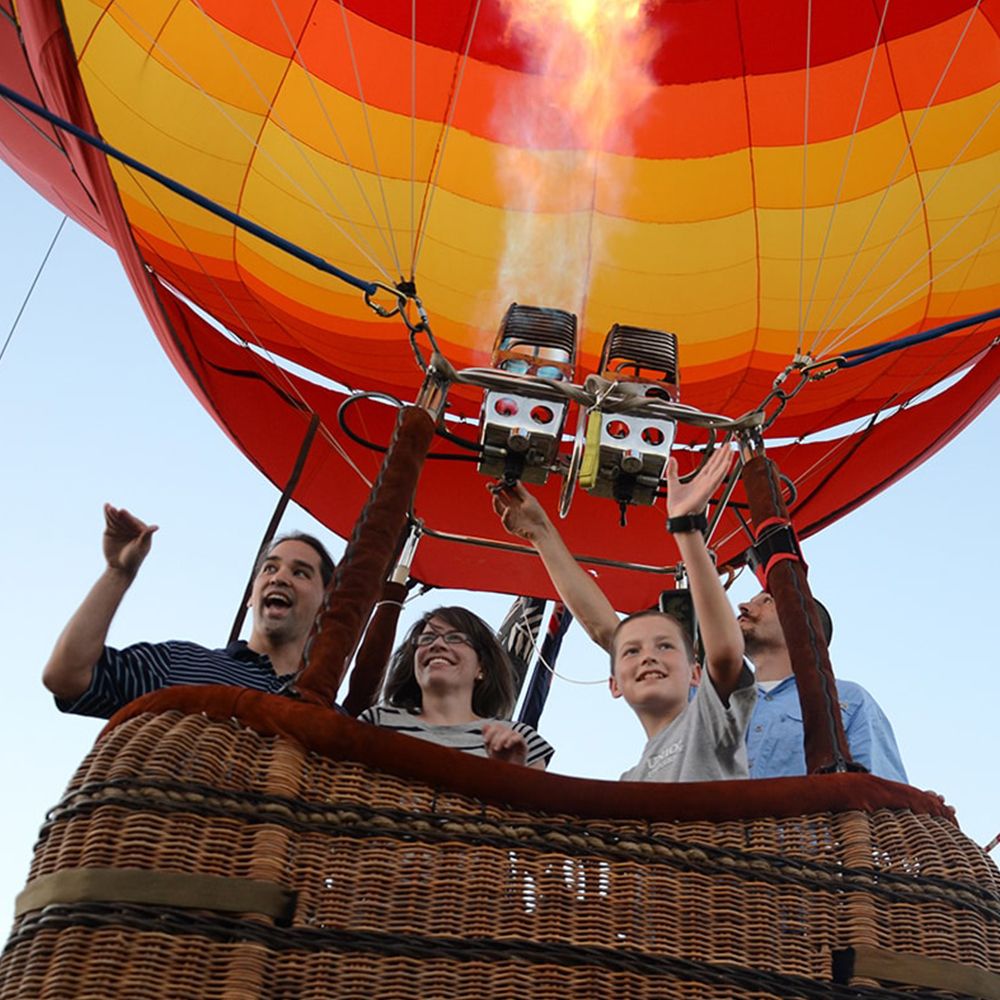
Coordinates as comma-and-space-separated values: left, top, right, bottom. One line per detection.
2, 0, 999, 600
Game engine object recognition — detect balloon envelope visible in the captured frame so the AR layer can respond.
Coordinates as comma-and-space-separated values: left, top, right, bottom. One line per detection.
2, 0, 999, 606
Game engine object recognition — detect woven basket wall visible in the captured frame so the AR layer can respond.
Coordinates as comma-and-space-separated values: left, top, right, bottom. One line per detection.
2, 707, 998, 1000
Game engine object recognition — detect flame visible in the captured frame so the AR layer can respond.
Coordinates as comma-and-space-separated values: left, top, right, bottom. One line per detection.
489, 0, 658, 325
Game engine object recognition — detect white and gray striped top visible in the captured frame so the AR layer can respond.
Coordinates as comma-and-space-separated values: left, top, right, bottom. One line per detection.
358, 705, 554, 767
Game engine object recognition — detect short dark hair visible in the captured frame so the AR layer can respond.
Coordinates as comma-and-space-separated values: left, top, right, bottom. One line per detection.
255, 532, 335, 587
813, 598, 834, 646
609, 610, 697, 675
383, 606, 517, 719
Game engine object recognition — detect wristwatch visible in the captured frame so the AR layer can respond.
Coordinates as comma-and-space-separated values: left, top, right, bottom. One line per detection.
666, 512, 708, 535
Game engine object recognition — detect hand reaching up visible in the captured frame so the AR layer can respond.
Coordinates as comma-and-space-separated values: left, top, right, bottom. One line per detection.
666, 447, 735, 519
491, 482, 552, 543
103, 504, 158, 579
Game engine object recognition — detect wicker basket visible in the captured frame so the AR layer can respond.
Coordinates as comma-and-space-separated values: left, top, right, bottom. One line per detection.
2, 693, 998, 1000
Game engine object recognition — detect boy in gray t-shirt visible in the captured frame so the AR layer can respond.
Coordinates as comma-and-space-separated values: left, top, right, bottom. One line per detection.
495, 445, 754, 782
614, 612, 755, 782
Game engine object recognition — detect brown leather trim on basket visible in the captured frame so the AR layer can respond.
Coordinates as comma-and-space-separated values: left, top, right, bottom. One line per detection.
832, 946, 1000, 999
14, 868, 296, 923
105, 686, 956, 825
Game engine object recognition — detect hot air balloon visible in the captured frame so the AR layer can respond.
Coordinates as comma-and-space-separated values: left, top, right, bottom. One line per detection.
1, 1, 998, 997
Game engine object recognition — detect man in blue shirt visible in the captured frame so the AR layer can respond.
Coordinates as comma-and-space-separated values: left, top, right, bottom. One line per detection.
493, 480, 907, 783
42, 504, 336, 719
738, 591, 907, 782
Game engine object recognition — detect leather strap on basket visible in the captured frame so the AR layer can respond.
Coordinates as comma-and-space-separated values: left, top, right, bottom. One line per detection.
740, 454, 855, 774
832, 945, 1000, 1000
15, 868, 296, 924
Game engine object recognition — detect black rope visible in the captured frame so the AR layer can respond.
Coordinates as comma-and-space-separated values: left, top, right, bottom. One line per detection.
434, 422, 485, 453
0, 82, 379, 297
4, 903, 973, 999
227, 414, 321, 644
44, 776, 997, 920
337, 393, 480, 462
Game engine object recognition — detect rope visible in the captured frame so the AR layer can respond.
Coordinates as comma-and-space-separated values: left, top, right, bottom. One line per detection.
838, 306, 1000, 368
827, 216, 1000, 352
514, 603, 605, 687
264, 0, 404, 278
815, 82, 1000, 357
411, 0, 484, 275
125, 0, 397, 284
123, 169, 375, 490
795, 0, 814, 356
0, 215, 66, 367
812, 0, 985, 352
335, 0, 404, 276
0, 82, 378, 297
800, 0, 891, 350
410, 0, 417, 274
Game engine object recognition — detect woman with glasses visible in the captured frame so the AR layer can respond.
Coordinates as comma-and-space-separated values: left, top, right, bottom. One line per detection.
359, 607, 554, 769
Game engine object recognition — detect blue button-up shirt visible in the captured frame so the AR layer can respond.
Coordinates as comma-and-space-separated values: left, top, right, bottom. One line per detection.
746, 674, 907, 782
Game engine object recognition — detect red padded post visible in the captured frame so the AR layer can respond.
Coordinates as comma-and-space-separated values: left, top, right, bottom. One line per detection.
295, 406, 436, 707
741, 452, 854, 774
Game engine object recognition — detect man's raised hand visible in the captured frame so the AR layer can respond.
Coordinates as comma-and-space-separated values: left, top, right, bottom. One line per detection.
103, 504, 158, 579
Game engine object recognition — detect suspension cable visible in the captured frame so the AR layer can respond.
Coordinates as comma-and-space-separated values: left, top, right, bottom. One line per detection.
0, 82, 379, 297
799, 0, 890, 348
177, 0, 398, 282
811, 0, 985, 351
124, 165, 375, 490
0, 215, 66, 367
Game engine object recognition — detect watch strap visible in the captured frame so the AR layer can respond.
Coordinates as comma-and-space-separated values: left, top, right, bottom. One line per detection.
667, 512, 708, 535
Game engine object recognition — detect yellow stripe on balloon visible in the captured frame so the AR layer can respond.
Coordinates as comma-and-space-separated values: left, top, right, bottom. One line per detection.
77, 45, 263, 208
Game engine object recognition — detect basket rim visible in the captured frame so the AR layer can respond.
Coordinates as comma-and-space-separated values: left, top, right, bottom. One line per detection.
106, 685, 954, 827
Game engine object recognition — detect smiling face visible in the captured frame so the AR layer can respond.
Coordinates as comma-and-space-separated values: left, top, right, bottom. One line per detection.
413, 615, 483, 697
248, 539, 327, 647
610, 612, 698, 714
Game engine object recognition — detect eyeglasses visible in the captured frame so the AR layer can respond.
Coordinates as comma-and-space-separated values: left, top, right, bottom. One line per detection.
414, 630, 472, 647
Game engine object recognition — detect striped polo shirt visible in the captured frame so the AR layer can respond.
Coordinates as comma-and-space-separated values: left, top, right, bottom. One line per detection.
358, 705, 554, 767
57, 640, 310, 719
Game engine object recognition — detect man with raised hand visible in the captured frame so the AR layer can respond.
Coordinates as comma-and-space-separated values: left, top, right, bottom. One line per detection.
736, 591, 907, 781
493, 462, 907, 782
494, 448, 755, 781
43, 504, 336, 718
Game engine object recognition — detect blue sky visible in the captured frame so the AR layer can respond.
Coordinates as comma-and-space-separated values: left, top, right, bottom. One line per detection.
1, 159, 998, 915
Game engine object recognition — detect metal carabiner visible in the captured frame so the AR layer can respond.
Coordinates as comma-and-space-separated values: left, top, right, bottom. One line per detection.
758, 387, 790, 431
398, 294, 431, 334
757, 353, 845, 430
363, 280, 407, 319
799, 356, 846, 381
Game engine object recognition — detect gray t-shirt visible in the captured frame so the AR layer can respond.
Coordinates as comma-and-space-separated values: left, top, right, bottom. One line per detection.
620, 664, 756, 782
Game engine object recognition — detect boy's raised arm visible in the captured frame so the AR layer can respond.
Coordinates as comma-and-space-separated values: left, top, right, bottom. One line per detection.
665, 449, 745, 700
492, 447, 744, 689
492, 484, 619, 650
